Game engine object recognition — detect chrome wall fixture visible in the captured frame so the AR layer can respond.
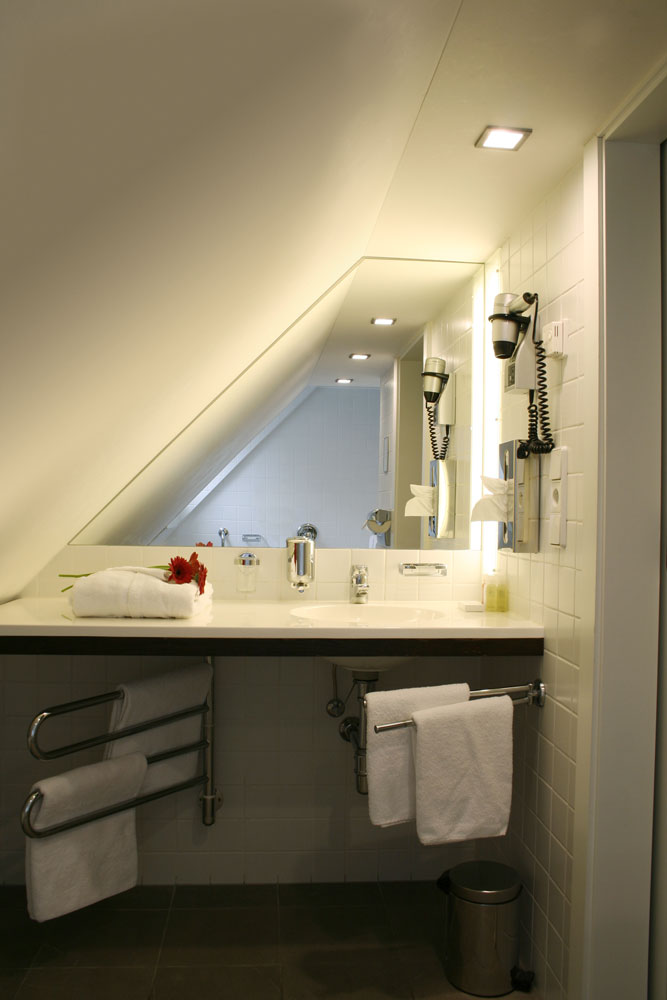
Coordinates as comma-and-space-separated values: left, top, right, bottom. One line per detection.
399, 562, 447, 576
286, 535, 315, 591
498, 440, 540, 553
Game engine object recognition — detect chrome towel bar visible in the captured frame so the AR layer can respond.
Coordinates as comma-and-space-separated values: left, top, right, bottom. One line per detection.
21, 658, 222, 838
27, 690, 208, 761
21, 774, 207, 840
371, 678, 545, 733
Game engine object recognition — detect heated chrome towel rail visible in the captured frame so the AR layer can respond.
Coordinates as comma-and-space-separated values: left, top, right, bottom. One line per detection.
21, 660, 221, 838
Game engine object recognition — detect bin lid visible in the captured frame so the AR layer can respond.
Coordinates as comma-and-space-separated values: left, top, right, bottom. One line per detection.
445, 861, 521, 904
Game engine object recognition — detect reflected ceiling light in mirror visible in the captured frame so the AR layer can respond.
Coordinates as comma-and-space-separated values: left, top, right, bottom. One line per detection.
371, 317, 396, 326
349, 353, 370, 360
474, 126, 532, 150
335, 377, 353, 384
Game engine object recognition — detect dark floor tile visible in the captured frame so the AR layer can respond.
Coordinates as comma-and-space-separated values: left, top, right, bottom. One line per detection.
282, 950, 413, 999
279, 882, 383, 907
0, 969, 27, 1000
14, 966, 155, 1000
279, 905, 392, 959
95, 886, 173, 910
173, 883, 277, 908
153, 965, 281, 999
0, 890, 28, 910
385, 903, 445, 950
29, 907, 167, 968
159, 906, 279, 966
398, 947, 466, 998
0, 909, 44, 970
379, 880, 443, 908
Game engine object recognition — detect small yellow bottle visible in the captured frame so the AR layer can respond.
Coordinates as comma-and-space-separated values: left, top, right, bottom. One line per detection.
483, 572, 498, 612
495, 573, 509, 612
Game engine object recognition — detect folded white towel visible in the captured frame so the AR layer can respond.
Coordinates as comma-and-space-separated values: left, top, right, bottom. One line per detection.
25, 753, 147, 922
412, 695, 513, 845
366, 683, 470, 827
105, 662, 213, 794
69, 566, 213, 619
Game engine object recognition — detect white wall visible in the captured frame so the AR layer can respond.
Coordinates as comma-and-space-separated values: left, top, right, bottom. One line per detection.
155, 387, 381, 550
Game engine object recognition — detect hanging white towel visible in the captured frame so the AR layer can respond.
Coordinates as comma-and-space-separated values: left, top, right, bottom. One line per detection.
365, 683, 470, 827
412, 695, 513, 845
70, 566, 213, 619
25, 752, 147, 922
105, 662, 213, 794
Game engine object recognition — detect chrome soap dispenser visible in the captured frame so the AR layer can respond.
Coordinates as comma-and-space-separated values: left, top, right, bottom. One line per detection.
286, 537, 315, 593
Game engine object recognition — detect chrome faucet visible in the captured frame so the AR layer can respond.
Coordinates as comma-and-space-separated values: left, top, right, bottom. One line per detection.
350, 564, 369, 604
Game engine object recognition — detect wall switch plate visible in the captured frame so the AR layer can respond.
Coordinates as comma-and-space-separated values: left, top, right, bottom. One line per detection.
542, 320, 566, 359
549, 446, 568, 547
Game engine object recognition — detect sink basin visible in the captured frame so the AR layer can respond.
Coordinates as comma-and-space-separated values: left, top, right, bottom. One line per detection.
290, 603, 444, 627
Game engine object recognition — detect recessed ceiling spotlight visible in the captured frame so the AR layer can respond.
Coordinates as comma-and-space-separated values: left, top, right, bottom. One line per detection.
475, 126, 532, 150
349, 353, 371, 360
371, 317, 396, 326
336, 378, 353, 384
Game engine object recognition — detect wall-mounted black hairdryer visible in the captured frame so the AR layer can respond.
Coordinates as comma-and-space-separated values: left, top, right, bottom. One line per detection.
422, 357, 449, 403
488, 292, 537, 359
488, 291, 554, 455
422, 357, 451, 460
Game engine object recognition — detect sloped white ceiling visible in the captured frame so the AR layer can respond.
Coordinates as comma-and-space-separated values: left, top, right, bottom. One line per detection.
0, 0, 461, 601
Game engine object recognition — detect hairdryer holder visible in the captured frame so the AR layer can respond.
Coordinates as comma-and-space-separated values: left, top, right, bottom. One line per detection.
498, 441, 540, 553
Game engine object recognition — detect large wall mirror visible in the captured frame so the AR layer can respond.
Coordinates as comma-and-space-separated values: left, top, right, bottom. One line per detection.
72, 257, 485, 550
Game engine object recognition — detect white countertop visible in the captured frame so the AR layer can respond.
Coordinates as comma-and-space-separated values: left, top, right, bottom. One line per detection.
0, 597, 543, 641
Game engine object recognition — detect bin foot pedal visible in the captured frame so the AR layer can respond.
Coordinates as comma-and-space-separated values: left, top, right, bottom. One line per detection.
510, 967, 535, 992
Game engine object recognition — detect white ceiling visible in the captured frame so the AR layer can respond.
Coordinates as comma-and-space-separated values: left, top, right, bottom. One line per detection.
2, 0, 666, 592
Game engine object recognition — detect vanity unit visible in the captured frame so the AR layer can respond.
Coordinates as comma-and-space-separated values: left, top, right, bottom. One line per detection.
0, 598, 543, 657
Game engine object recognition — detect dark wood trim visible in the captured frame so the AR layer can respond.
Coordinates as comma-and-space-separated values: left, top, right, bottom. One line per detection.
0, 635, 543, 657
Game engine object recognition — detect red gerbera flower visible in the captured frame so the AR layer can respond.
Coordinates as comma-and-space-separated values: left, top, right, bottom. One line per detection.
168, 556, 193, 584
197, 564, 208, 594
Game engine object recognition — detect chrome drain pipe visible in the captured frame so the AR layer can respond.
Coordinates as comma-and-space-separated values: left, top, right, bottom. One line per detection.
338, 674, 378, 795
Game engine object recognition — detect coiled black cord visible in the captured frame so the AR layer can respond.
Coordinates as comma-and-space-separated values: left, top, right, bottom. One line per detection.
532, 340, 555, 452
426, 403, 449, 460
518, 295, 554, 455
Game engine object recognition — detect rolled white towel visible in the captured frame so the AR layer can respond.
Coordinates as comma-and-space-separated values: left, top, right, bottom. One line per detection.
70, 566, 213, 619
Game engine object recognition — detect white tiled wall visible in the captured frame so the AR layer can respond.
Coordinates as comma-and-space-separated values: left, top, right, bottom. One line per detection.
23, 543, 483, 605
154, 386, 380, 550
481, 161, 585, 1000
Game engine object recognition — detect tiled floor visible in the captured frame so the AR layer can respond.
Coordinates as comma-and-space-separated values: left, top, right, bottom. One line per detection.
1, 882, 470, 999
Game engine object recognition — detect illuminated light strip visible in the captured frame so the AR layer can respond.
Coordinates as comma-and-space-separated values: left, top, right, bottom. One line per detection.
469, 269, 486, 553
482, 261, 502, 575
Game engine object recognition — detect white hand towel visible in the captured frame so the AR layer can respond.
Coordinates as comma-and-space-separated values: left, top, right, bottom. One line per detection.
365, 683, 470, 827
105, 662, 213, 794
412, 695, 513, 845
25, 752, 147, 922
70, 566, 213, 619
